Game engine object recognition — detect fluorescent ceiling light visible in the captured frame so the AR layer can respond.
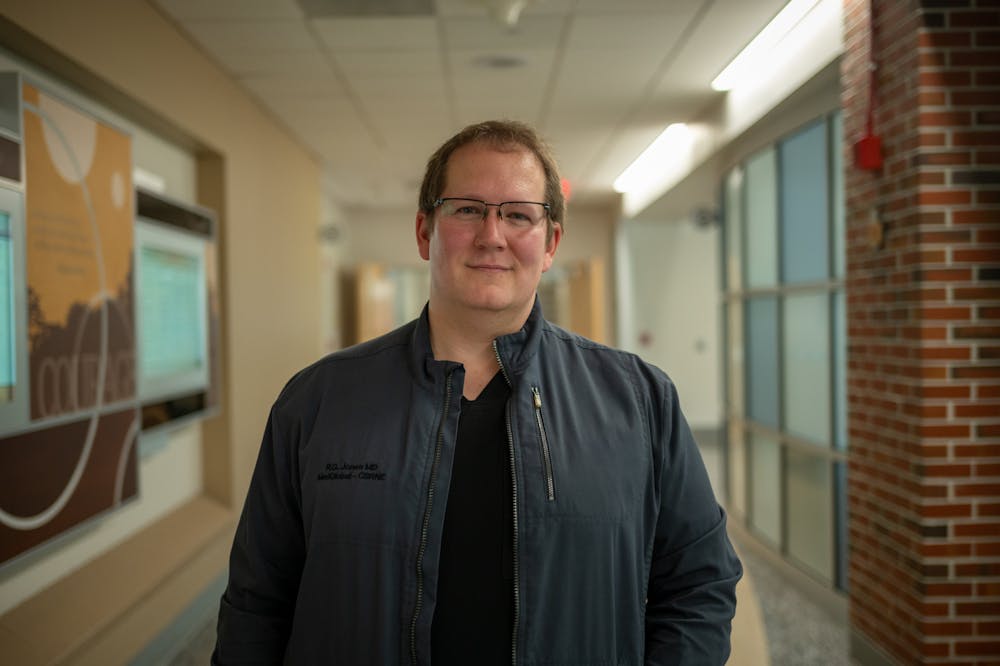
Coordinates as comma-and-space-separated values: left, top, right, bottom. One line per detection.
613, 123, 693, 195
711, 0, 820, 91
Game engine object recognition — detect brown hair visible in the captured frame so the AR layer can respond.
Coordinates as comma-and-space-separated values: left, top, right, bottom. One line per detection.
418, 119, 565, 240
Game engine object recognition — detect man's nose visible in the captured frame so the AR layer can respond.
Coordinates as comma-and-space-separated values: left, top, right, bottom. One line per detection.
476, 207, 507, 246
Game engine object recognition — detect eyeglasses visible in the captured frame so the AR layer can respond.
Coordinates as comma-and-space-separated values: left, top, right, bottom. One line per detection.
433, 198, 550, 228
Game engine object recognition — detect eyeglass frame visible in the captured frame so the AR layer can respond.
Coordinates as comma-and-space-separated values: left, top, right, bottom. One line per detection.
432, 197, 551, 228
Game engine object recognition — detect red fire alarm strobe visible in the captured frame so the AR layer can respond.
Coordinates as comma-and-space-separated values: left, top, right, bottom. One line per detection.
854, 133, 883, 171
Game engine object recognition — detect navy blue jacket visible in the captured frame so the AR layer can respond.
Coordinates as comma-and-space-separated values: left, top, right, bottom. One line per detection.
214, 301, 741, 665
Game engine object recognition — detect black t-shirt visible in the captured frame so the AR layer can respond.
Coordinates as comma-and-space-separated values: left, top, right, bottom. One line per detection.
431, 372, 514, 664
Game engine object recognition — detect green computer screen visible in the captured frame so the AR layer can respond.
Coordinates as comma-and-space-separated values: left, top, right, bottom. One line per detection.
139, 244, 204, 379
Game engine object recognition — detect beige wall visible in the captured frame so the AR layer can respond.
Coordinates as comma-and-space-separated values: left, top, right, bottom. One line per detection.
0, 0, 323, 661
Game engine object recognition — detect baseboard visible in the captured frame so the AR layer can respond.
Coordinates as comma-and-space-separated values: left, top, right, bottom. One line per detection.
0, 496, 233, 665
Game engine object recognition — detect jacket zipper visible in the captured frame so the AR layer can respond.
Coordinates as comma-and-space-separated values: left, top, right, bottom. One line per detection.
493, 341, 520, 666
410, 371, 453, 665
531, 386, 556, 501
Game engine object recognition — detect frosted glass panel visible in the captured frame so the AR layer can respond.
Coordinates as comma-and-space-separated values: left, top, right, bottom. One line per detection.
724, 168, 743, 290
787, 450, 833, 582
783, 293, 831, 445
745, 148, 778, 287
780, 120, 829, 283
728, 422, 746, 519
750, 433, 781, 545
831, 113, 845, 278
727, 300, 744, 417
746, 296, 779, 428
833, 291, 847, 450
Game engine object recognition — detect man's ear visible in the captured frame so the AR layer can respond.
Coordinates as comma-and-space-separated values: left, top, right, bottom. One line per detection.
541, 222, 562, 273
416, 211, 432, 261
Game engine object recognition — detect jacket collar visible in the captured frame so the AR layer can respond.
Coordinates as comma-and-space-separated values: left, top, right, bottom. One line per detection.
410, 297, 545, 386
492, 297, 544, 379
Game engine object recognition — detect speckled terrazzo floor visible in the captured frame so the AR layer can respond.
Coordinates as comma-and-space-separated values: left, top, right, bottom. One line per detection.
735, 544, 851, 666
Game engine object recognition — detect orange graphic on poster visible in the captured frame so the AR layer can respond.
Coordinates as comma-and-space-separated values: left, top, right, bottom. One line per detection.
22, 83, 135, 420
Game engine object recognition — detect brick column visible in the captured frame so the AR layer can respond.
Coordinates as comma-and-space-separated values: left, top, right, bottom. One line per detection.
843, 0, 1000, 663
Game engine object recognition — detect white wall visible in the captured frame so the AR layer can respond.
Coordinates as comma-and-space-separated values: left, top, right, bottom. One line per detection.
618, 217, 721, 429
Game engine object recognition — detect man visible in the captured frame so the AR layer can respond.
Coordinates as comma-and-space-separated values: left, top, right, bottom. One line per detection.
214, 120, 741, 665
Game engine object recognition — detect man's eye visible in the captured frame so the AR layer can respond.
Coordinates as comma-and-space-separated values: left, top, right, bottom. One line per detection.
456, 205, 483, 216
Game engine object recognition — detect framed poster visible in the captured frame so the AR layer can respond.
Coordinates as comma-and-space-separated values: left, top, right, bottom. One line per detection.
0, 78, 139, 568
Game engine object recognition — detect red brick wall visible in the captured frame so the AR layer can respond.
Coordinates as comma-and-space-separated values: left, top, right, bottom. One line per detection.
843, 0, 1000, 663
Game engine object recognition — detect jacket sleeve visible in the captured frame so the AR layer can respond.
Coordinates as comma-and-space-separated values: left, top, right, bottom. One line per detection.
644, 381, 742, 665
213, 405, 306, 665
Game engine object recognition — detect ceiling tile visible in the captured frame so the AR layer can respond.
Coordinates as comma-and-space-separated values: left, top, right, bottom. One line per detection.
241, 74, 346, 99
545, 48, 659, 113
310, 17, 441, 51
270, 99, 362, 129
352, 77, 449, 101
221, 50, 335, 77
182, 20, 317, 52
565, 13, 689, 51
334, 50, 444, 79
153, 0, 303, 20
441, 15, 565, 51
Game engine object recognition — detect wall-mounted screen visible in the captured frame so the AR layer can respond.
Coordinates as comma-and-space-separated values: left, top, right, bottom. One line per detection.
134, 218, 208, 404
0, 211, 12, 403
133, 187, 218, 433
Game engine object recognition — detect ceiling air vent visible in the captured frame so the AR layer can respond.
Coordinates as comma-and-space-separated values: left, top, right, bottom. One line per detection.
297, 0, 435, 17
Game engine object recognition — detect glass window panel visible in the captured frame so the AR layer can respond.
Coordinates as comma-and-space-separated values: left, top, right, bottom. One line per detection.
724, 168, 743, 291
727, 299, 744, 418
744, 148, 778, 288
783, 293, 831, 445
727, 422, 747, 520
833, 290, 846, 450
750, 433, 781, 545
831, 113, 845, 278
780, 120, 830, 283
787, 449, 833, 583
746, 296, 779, 428
0, 212, 12, 402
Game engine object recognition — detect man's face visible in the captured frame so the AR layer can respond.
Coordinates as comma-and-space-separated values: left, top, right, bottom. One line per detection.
416, 142, 561, 326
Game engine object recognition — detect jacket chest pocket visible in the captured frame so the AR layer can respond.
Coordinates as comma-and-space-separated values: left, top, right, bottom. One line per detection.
520, 387, 645, 523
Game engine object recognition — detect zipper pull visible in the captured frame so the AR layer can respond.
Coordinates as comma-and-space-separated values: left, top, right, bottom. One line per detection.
531, 386, 541, 409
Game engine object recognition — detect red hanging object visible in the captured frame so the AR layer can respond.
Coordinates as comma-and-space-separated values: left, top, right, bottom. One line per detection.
854, 0, 883, 171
